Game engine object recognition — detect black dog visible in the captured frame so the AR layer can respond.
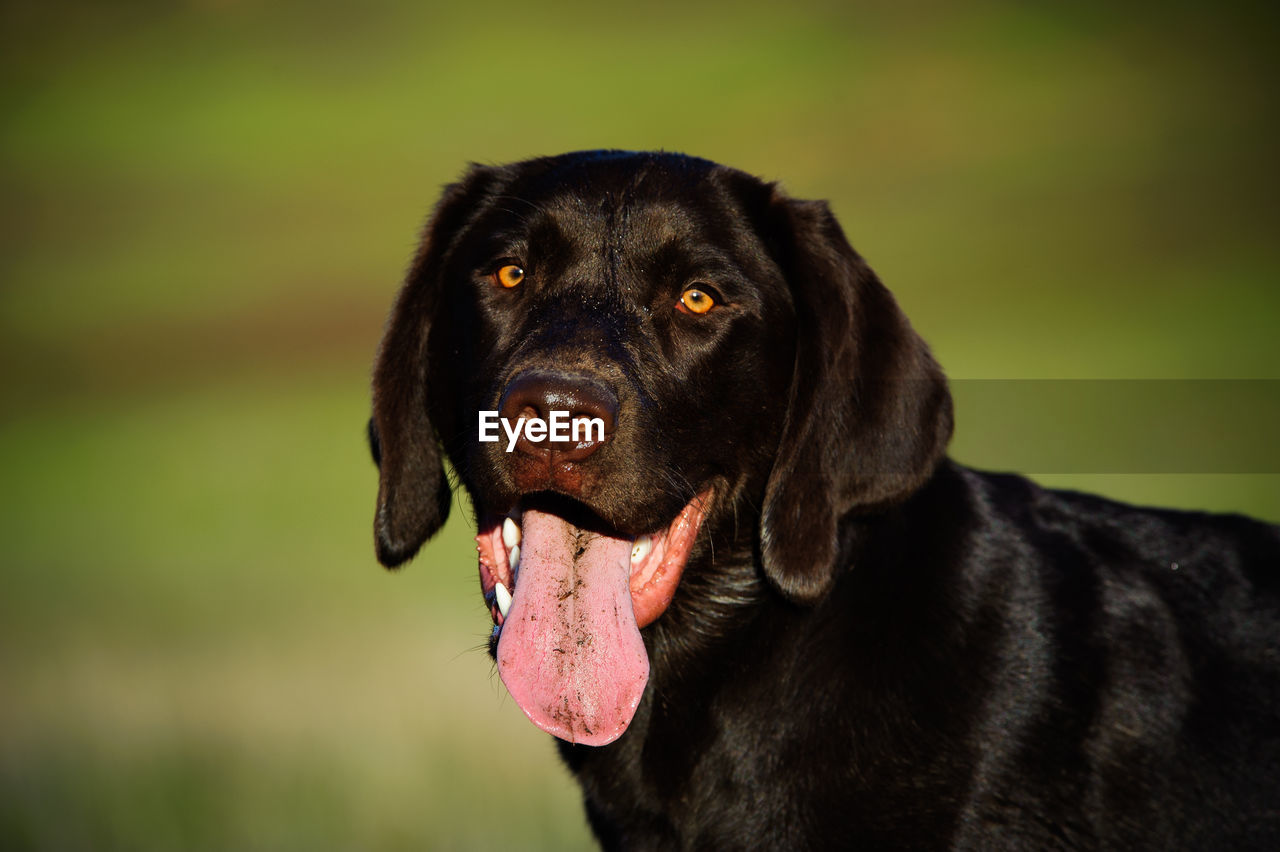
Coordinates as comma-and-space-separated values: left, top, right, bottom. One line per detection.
370, 151, 1280, 849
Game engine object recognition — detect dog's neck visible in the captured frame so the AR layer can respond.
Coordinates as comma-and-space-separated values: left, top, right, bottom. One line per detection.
554, 462, 989, 843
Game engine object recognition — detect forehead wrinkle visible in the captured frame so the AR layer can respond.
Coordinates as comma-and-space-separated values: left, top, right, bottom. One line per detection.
477, 190, 588, 247
628, 202, 736, 267
628, 202, 698, 246
603, 190, 622, 290
518, 190, 628, 292
602, 202, 714, 303
613, 203, 701, 276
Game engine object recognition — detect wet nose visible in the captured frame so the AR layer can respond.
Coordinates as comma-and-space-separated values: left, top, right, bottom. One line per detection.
498, 371, 618, 461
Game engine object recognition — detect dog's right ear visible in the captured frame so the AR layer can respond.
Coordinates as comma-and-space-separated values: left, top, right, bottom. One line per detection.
370, 167, 495, 567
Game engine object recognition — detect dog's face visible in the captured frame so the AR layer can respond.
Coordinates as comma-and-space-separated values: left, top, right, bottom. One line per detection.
371, 151, 952, 746
437, 152, 798, 557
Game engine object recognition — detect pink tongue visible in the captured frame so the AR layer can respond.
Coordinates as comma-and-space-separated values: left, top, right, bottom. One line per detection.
496, 507, 649, 746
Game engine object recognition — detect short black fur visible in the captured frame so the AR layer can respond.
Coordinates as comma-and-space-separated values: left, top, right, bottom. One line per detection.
371, 151, 1280, 850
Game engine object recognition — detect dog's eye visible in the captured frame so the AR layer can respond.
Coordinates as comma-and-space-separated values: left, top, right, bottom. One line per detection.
494, 264, 525, 288
678, 287, 716, 315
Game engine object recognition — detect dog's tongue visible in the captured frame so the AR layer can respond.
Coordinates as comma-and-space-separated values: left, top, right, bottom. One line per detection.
496, 507, 649, 746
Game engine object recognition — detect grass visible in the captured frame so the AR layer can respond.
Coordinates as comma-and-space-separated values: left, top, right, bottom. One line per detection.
1, 0, 1277, 848
0, 368, 595, 849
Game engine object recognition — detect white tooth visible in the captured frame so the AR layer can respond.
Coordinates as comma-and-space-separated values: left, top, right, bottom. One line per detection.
502, 516, 521, 549
631, 535, 652, 563
508, 544, 520, 572
495, 582, 512, 619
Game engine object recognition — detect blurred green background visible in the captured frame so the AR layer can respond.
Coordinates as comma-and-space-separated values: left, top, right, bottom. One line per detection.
2, 1, 1277, 848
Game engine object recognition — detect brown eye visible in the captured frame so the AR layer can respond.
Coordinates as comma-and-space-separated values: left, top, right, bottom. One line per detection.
495, 264, 525, 288
678, 287, 715, 314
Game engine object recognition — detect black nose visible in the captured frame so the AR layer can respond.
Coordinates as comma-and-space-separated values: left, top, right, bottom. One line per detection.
498, 371, 618, 461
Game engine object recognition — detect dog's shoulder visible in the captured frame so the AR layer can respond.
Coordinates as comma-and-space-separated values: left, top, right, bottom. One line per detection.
913, 462, 1280, 653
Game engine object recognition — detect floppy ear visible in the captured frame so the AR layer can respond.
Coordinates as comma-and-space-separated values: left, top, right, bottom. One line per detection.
759, 196, 953, 602
370, 168, 493, 567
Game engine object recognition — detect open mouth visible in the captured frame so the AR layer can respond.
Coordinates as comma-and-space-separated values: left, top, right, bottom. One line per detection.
475, 489, 713, 746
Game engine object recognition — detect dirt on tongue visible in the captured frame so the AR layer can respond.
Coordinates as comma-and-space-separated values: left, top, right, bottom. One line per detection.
496, 506, 649, 746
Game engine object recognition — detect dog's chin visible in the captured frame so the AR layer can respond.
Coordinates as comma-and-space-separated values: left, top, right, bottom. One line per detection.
474, 488, 713, 746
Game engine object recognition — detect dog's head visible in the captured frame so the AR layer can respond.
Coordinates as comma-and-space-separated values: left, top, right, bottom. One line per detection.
370, 151, 952, 745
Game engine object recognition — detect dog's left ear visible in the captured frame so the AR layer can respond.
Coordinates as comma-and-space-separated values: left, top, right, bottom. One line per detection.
370, 167, 495, 567
759, 194, 953, 603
